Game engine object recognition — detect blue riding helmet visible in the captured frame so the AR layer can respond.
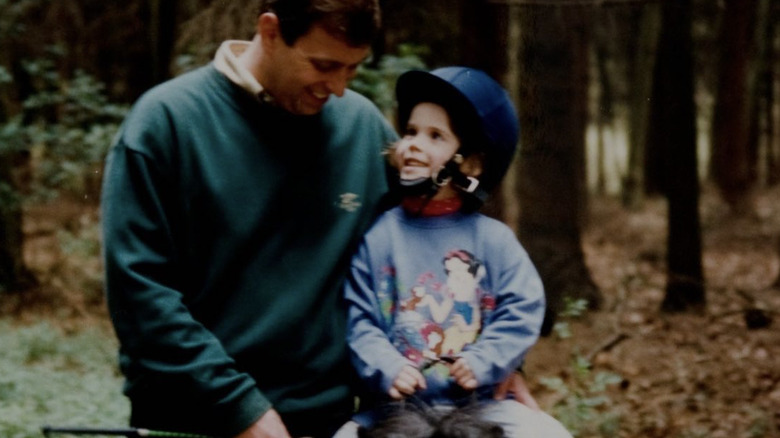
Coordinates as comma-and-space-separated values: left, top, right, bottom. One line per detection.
394, 66, 520, 207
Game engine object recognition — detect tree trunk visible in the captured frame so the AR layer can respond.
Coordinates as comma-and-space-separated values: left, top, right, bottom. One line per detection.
750, 0, 771, 186
710, 0, 758, 214
591, 6, 614, 197
774, 237, 780, 288
622, 3, 661, 208
517, 4, 602, 335
0, 159, 35, 294
652, 0, 705, 313
762, 0, 779, 186
148, 0, 178, 85
0, 4, 37, 295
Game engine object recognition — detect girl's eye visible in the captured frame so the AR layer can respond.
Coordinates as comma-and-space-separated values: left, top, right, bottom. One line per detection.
404, 128, 417, 137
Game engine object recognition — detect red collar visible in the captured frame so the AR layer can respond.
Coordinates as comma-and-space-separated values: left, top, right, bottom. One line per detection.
401, 197, 463, 217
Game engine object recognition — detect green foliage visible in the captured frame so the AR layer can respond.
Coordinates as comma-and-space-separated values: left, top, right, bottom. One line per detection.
552, 297, 590, 339
744, 406, 778, 438
0, 0, 38, 39
20, 56, 128, 201
0, 179, 20, 215
0, 45, 124, 295
0, 66, 11, 84
1, 48, 128, 203
0, 320, 129, 438
350, 44, 428, 117
538, 297, 623, 436
540, 356, 623, 437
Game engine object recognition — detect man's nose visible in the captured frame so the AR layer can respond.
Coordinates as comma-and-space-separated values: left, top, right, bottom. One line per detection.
325, 70, 351, 97
326, 75, 349, 97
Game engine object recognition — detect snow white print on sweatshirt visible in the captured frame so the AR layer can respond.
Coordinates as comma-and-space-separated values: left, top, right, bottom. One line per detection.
382, 249, 496, 368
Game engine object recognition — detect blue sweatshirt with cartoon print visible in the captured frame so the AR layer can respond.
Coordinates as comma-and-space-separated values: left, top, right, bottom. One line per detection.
344, 206, 546, 408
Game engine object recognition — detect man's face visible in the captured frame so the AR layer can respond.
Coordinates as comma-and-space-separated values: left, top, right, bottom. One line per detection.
265, 23, 370, 115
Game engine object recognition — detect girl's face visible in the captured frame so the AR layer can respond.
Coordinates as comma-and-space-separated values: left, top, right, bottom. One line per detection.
394, 102, 460, 184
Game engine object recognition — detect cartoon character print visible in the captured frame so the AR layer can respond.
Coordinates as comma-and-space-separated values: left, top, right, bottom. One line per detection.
439, 250, 485, 355
391, 249, 489, 367
392, 287, 434, 366
401, 286, 427, 311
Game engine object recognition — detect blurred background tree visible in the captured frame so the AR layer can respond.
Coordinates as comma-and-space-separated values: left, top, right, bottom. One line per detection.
514, 2, 601, 333
1, 0, 779, 322
650, 0, 704, 312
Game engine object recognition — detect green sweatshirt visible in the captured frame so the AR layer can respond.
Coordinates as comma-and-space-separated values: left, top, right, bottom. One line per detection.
101, 64, 397, 437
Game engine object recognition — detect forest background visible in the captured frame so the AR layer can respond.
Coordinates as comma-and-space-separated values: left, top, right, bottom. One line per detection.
1, 0, 779, 437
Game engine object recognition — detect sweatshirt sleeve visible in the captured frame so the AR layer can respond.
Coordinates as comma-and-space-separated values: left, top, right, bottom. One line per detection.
344, 241, 411, 395
458, 228, 546, 388
101, 139, 269, 436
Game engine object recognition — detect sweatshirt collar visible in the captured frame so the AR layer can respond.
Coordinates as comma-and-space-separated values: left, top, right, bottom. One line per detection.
213, 40, 275, 104
401, 196, 463, 217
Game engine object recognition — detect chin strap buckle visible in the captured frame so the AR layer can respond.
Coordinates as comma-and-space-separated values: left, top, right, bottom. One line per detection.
432, 169, 452, 187
457, 176, 480, 193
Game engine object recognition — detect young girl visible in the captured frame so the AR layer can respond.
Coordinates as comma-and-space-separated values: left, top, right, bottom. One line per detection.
342, 67, 572, 438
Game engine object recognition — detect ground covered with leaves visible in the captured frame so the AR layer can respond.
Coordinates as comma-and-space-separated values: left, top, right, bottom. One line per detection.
4, 186, 780, 438
526, 186, 780, 437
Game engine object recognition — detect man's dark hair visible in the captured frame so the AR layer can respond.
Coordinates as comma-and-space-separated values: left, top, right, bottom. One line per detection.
358, 404, 506, 438
258, 0, 381, 47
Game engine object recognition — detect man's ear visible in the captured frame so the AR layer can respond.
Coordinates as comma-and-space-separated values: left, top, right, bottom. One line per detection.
460, 153, 484, 178
258, 13, 281, 50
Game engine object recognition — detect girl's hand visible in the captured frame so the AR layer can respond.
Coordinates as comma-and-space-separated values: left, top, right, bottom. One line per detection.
389, 364, 426, 399
449, 357, 478, 390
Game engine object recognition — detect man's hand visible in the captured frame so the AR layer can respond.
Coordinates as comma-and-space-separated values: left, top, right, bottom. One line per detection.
389, 364, 426, 400
494, 371, 541, 411
235, 409, 291, 438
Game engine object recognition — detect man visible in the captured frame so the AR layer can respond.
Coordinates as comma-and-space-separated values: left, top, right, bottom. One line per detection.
102, 1, 540, 437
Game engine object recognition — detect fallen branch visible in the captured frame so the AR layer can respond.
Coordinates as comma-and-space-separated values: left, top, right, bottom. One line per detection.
587, 332, 630, 362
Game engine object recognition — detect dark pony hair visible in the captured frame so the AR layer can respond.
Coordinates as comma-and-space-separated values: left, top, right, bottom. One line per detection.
358, 403, 506, 438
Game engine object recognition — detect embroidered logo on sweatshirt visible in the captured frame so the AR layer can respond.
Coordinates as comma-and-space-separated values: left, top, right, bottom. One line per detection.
336, 193, 362, 212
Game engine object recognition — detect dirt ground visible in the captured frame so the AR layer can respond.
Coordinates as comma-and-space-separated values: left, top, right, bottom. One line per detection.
11, 185, 780, 437
526, 185, 780, 437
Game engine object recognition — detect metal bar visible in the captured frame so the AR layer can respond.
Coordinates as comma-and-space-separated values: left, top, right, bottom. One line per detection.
42, 427, 144, 437
41, 426, 216, 438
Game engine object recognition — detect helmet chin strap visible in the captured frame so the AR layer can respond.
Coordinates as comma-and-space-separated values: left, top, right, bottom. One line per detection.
397, 153, 489, 209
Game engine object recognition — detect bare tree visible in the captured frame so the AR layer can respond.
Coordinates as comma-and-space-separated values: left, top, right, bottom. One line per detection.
0, 160, 36, 294
622, 3, 661, 208
753, 0, 778, 187
710, 0, 759, 214
516, 3, 602, 334
650, 0, 705, 312
770, 1, 780, 186
148, 0, 179, 84
0, 0, 39, 295
775, 238, 780, 288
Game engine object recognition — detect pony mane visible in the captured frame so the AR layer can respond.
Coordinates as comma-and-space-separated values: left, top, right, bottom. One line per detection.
357, 403, 506, 438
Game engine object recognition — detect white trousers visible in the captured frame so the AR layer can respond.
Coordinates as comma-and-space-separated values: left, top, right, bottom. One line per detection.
331, 400, 572, 438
